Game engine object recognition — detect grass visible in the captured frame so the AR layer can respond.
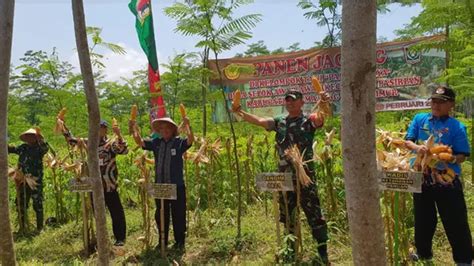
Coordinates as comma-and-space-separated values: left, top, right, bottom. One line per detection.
11, 175, 473, 265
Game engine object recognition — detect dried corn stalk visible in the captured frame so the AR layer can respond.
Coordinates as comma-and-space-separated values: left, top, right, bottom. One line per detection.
284, 145, 313, 187
376, 129, 407, 150
188, 138, 210, 164
9, 168, 38, 189
376, 129, 413, 171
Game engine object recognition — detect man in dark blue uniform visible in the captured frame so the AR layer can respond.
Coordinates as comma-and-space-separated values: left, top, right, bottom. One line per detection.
405, 85, 472, 265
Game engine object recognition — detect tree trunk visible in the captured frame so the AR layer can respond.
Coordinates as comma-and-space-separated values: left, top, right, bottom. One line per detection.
201, 47, 210, 136
0, 0, 17, 264
71, 0, 109, 264
213, 51, 243, 242
341, 1, 386, 265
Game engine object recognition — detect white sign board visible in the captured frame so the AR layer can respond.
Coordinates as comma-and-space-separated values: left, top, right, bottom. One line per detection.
378, 170, 423, 193
256, 172, 294, 192
148, 183, 177, 200
69, 177, 93, 192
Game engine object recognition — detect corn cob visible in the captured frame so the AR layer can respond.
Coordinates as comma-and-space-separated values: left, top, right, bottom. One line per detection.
55, 107, 67, 134
35, 126, 42, 136
232, 90, 241, 111
438, 152, 454, 162
421, 135, 435, 171
310, 76, 331, 117
179, 103, 186, 118
112, 117, 118, 127
57, 107, 67, 120
311, 76, 323, 93
130, 105, 138, 121
441, 174, 454, 183
429, 145, 450, 154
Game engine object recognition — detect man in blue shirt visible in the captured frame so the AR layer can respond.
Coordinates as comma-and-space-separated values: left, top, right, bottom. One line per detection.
131, 116, 193, 250
405, 85, 472, 265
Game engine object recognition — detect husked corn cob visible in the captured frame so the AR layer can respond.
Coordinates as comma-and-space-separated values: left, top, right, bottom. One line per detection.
179, 103, 186, 118
421, 135, 435, 171
130, 105, 138, 121
232, 90, 241, 111
311, 76, 323, 93
429, 145, 450, 154
55, 108, 67, 134
310, 76, 331, 117
438, 152, 454, 162
57, 107, 67, 120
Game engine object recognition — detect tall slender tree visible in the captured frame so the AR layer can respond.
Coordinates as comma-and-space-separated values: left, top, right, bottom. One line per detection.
165, 0, 261, 136
341, 0, 387, 264
0, 0, 16, 263
165, 0, 261, 241
71, 0, 109, 264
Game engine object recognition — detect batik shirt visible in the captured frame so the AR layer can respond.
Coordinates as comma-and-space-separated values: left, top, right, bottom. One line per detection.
64, 131, 128, 191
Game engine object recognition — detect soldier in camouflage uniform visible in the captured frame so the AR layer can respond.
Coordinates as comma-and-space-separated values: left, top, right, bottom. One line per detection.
8, 128, 49, 232
233, 90, 330, 264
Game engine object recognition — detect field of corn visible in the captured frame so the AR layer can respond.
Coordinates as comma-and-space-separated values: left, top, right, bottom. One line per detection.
7, 110, 473, 265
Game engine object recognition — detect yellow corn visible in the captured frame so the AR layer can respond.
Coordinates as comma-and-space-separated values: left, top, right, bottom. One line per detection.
429, 145, 450, 154
232, 90, 241, 110
112, 118, 118, 127
57, 107, 67, 120
438, 152, 454, 161
441, 173, 454, 183
311, 76, 324, 94
179, 103, 186, 118
130, 105, 138, 121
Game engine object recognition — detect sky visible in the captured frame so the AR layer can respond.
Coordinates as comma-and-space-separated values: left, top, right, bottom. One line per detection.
11, 0, 423, 81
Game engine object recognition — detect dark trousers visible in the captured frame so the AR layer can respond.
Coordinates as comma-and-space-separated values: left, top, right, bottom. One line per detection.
279, 182, 328, 257
155, 185, 186, 247
414, 183, 472, 264
104, 190, 126, 242
16, 181, 43, 231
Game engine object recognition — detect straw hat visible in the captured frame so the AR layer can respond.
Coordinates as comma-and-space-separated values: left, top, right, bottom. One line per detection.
20, 128, 43, 143
151, 117, 178, 133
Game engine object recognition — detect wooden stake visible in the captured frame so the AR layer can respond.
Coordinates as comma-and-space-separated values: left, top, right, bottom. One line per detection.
272, 192, 281, 248
160, 198, 166, 257
295, 178, 302, 260
81, 193, 89, 255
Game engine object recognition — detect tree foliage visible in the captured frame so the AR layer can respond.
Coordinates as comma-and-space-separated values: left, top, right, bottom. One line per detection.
396, 0, 474, 101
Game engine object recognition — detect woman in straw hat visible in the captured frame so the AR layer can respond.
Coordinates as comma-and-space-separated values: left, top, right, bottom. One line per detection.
130, 115, 193, 251
8, 127, 49, 232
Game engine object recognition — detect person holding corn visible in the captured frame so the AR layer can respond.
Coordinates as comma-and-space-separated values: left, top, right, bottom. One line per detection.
405, 85, 472, 265
57, 118, 129, 246
232, 88, 331, 265
8, 128, 49, 232
130, 113, 194, 251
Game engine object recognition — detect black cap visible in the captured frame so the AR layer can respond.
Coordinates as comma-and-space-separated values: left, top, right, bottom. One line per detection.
284, 90, 303, 100
430, 85, 455, 102
100, 120, 109, 127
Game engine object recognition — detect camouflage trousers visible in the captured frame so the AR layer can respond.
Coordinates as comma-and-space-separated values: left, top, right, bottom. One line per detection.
16, 179, 43, 231
279, 181, 328, 244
